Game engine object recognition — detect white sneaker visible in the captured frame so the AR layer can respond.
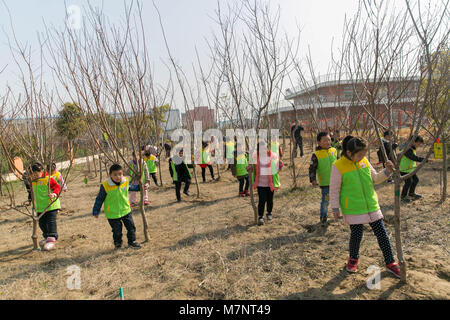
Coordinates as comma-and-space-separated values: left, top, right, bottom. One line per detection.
42, 237, 56, 251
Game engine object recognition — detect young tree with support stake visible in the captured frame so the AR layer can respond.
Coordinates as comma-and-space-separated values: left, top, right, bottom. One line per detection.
340, 0, 449, 282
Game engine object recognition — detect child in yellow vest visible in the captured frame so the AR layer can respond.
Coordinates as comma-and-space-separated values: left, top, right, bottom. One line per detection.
309, 132, 338, 227
399, 135, 431, 203
30, 163, 61, 251
144, 150, 159, 186
330, 136, 401, 278
248, 141, 283, 226
92, 164, 145, 249
49, 163, 68, 192
233, 143, 250, 197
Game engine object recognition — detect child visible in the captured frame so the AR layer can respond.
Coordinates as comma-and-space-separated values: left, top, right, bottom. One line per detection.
234, 143, 250, 197
309, 132, 338, 227
128, 152, 150, 206
249, 140, 283, 226
330, 131, 342, 158
225, 137, 235, 171
169, 148, 192, 202
399, 135, 429, 203
92, 164, 143, 249
377, 130, 398, 183
330, 136, 401, 278
199, 141, 215, 182
144, 151, 159, 186
49, 163, 68, 192
30, 163, 61, 251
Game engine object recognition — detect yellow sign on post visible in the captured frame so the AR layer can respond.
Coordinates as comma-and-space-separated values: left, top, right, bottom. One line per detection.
434, 143, 443, 159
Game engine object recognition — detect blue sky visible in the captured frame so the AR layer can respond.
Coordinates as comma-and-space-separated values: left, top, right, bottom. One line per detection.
3, 0, 415, 113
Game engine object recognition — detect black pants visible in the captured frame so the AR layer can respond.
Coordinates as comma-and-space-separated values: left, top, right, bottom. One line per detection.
38, 209, 58, 240
401, 171, 419, 198
201, 165, 215, 182
175, 179, 191, 201
257, 187, 274, 218
149, 173, 158, 186
349, 219, 395, 264
107, 212, 136, 246
238, 176, 249, 193
293, 139, 304, 157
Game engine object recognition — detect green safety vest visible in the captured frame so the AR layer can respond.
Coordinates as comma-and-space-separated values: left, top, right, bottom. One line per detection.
102, 177, 131, 219
129, 162, 145, 184
32, 176, 61, 213
399, 149, 416, 173
226, 142, 235, 159
201, 149, 211, 164
171, 160, 191, 182
314, 147, 338, 186
331, 140, 341, 157
145, 155, 157, 174
251, 156, 281, 189
270, 142, 280, 156
236, 153, 249, 177
334, 157, 379, 215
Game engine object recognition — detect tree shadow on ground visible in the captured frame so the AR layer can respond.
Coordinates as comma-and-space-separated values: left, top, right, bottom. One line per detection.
282, 268, 406, 300
0, 248, 118, 287
226, 225, 325, 261
165, 223, 253, 251
176, 195, 239, 212
0, 244, 34, 262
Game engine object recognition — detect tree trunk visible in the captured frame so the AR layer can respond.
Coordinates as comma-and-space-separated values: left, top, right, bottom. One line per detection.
248, 166, 258, 224
393, 174, 407, 282
99, 156, 103, 183
291, 137, 297, 188
32, 217, 39, 249
192, 165, 200, 198
138, 181, 150, 243
442, 141, 447, 203
92, 149, 98, 177
86, 151, 91, 174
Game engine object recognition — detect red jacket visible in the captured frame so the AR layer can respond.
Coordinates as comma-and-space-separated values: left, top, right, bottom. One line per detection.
41, 171, 61, 195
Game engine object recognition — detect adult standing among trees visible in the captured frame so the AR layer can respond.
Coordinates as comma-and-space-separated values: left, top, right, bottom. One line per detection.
291, 120, 305, 157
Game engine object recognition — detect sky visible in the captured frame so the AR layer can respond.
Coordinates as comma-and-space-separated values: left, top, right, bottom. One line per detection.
0, 0, 423, 113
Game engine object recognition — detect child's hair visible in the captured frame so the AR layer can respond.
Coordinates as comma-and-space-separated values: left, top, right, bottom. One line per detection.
383, 130, 393, 137
414, 135, 424, 143
317, 132, 329, 142
202, 141, 208, 148
144, 151, 151, 157
31, 163, 44, 173
109, 164, 123, 174
342, 136, 367, 159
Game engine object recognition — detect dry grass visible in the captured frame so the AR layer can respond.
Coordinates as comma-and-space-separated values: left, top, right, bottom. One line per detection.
0, 143, 449, 300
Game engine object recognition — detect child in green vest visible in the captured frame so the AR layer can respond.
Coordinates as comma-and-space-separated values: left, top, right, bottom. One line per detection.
309, 132, 338, 227
30, 163, 62, 251
399, 136, 430, 203
169, 148, 192, 202
92, 164, 145, 249
49, 163, 68, 192
128, 152, 150, 206
144, 151, 159, 186
330, 136, 401, 278
249, 141, 283, 226
233, 143, 249, 197
198, 141, 215, 182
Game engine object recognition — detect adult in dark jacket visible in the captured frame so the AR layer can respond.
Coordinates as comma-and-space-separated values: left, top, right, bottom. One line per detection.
291, 120, 305, 157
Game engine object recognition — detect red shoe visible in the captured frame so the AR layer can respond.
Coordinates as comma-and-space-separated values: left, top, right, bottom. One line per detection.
144, 201, 150, 206
386, 262, 401, 278
346, 258, 358, 273
130, 202, 137, 207
245, 190, 250, 197
239, 192, 245, 197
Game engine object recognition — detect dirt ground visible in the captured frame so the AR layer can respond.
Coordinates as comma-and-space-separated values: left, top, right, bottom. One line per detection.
0, 142, 449, 300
